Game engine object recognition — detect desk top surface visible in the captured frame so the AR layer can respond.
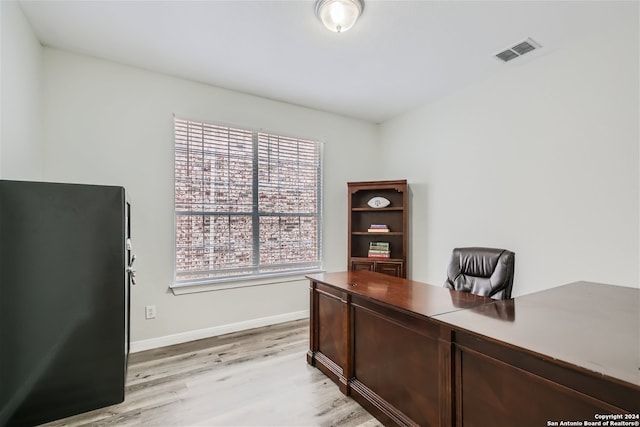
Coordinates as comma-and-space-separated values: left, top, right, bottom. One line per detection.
307, 272, 640, 388
307, 270, 491, 317
435, 281, 640, 387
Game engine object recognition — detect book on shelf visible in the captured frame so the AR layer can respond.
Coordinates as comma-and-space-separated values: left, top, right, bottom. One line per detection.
368, 248, 390, 253
368, 224, 390, 232
368, 241, 390, 258
368, 252, 390, 258
369, 241, 389, 247
369, 242, 389, 250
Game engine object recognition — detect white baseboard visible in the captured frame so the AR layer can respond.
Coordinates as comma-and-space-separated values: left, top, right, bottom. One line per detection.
129, 310, 310, 353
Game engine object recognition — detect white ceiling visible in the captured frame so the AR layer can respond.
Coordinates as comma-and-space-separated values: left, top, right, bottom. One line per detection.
18, 0, 637, 123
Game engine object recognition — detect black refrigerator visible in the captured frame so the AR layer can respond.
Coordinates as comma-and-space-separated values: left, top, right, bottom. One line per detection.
0, 180, 133, 426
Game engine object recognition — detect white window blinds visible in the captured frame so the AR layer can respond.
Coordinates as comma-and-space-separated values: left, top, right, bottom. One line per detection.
174, 118, 322, 285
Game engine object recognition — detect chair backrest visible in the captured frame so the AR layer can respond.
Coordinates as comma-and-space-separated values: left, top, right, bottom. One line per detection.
443, 247, 515, 300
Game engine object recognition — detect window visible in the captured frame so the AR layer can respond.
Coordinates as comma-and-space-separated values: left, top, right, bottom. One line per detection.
174, 118, 323, 286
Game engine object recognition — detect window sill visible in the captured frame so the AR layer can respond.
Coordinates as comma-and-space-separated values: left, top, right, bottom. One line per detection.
170, 270, 323, 295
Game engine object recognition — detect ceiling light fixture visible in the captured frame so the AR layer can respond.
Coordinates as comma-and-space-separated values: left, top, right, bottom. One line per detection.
315, 0, 364, 33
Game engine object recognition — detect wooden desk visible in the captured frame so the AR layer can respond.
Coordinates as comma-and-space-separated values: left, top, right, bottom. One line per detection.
436, 281, 640, 426
307, 272, 640, 427
306, 271, 491, 426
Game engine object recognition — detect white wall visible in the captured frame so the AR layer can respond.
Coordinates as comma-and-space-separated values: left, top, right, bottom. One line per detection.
9, 2, 639, 349
380, 22, 639, 295
0, 1, 44, 180
42, 48, 378, 344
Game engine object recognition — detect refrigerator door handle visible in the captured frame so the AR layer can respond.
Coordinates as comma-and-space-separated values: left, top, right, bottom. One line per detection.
127, 254, 136, 285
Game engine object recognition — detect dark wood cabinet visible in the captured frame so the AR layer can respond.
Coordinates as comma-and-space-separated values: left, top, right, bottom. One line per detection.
348, 180, 408, 278
351, 259, 404, 277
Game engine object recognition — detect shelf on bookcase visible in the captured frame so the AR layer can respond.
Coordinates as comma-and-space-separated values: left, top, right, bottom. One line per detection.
352, 207, 404, 212
353, 231, 403, 236
352, 256, 403, 262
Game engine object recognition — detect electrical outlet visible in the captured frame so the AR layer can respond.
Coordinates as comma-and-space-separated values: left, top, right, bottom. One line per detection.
145, 305, 156, 319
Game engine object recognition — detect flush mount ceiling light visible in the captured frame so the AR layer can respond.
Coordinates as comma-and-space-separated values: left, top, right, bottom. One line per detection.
315, 0, 364, 33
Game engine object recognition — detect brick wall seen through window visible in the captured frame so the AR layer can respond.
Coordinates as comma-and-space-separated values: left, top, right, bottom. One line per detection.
174, 118, 322, 285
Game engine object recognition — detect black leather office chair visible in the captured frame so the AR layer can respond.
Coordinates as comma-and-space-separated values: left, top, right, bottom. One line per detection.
444, 247, 515, 300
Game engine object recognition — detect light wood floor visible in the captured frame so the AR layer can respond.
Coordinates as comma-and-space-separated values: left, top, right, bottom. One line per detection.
41, 319, 379, 427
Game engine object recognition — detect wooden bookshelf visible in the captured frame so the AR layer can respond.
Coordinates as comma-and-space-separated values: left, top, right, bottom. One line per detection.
347, 180, 408, 278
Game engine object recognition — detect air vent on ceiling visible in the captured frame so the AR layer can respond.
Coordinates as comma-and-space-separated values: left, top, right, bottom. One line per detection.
495, 38, 541, 62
